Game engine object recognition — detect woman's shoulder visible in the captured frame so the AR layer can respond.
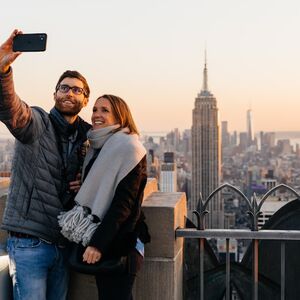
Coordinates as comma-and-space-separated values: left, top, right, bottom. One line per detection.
113, 131, 146, 154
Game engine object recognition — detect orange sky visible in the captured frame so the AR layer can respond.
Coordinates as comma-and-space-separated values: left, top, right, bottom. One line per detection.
1, 0, 300, 134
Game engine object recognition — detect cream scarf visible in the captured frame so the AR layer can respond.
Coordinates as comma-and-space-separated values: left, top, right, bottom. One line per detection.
58, 125, 146, 246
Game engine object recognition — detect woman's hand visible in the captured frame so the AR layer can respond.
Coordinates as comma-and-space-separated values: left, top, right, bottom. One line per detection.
83, 246, 102, 264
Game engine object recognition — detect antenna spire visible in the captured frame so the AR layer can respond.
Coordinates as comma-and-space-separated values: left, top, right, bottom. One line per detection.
202, 48, 208, 91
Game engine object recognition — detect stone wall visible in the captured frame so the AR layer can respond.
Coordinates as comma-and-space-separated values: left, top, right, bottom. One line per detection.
133, 191, 186, 300
0, 178, 187, 300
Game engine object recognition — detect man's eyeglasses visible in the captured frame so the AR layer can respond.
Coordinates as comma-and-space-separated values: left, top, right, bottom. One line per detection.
58, 84, 87, 96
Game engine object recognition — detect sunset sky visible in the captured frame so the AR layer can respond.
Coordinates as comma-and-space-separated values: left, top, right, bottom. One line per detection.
1, 0, 300, 135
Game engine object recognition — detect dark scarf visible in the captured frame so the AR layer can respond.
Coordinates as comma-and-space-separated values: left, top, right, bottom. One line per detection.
49, 107, 79, 138
49, 107, 79, 167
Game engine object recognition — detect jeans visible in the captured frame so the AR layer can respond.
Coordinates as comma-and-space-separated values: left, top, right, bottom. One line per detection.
6, 236, 69, 300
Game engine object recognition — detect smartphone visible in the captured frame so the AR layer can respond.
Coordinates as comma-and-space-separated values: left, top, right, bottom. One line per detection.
13, 33, 47, 52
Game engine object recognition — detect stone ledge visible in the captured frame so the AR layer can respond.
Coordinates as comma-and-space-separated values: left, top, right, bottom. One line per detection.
0, 179, 187, 300
134, 248, 183, 300
142, 192, 187, 258
143, 178, 158, 200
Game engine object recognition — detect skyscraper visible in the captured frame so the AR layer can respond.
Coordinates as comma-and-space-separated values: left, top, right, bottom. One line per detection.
247, 109, 254, 147
191, 54, 223, 228
221, 121, 230, 148
160, 152, 177, 192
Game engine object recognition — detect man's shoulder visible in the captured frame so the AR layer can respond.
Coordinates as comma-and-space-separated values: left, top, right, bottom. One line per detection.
31, 106, 48, 115
30, 106, 53, 126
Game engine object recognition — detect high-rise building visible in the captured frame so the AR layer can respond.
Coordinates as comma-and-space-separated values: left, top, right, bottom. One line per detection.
182, 129, 191, 155
246, 109, 254, 147
277, 139, 292, 155
191, 54, 223, 228
147, 149, 160, 179
296, 144, 300, 157
239, 132, 248, 151
221, 121, 230, 148
231, 131, 238, 147
160, 152, 177, 192
260, 131, 276, 151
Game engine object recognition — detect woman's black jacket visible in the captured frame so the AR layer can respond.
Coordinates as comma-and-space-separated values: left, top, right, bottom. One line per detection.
88, 155, 149, 258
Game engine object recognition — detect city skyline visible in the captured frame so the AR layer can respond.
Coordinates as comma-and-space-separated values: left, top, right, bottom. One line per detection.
1, 1, 300, 134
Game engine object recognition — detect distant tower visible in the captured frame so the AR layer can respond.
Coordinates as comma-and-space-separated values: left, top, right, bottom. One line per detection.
221, 121, 230, 148
160, 152, 177, 192
247, 109, 254, 147
191, 53, 223, 228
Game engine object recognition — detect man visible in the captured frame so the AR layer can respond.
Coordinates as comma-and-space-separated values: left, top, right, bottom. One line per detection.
0, 29, 91, 299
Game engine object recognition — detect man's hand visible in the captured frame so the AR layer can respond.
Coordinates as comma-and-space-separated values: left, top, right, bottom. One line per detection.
83, 246, 102, 264
0, 29, 22, 74
69, 173, 81, 193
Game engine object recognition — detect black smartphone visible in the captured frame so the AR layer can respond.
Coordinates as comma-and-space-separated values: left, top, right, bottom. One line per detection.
13, 33, 47, 52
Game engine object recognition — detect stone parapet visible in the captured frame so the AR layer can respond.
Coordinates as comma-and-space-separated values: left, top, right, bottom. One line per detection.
68, 184, 187, 300
143, 178, 158, 200
134, 247, 183, 300
133, 191, 186, 300
0, 178, 187, 300
142, 192, 186, 259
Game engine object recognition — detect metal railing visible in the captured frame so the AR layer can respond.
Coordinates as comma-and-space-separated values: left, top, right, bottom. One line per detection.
175, 183, 300, 300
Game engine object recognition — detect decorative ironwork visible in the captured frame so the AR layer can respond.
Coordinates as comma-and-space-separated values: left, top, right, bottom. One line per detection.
192, 183, 300, 231
178, 183, 300, 300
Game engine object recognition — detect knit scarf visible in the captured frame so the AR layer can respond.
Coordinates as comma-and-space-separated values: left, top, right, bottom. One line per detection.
49, 107, 79, 138
49, 107, 79, 167
81, 124, 120, 180
58, 125, 146, 246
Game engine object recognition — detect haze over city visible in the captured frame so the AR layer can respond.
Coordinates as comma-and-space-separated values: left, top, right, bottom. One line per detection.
1, 0, 300, 134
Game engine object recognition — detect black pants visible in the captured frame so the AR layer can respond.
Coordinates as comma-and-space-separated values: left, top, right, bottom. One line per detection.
95, 249, 143, 300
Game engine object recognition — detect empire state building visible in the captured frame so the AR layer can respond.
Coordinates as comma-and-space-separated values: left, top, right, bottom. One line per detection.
191, 56, 223, 229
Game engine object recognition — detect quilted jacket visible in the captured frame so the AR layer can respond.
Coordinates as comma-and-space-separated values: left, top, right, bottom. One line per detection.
0, 69, 90, 244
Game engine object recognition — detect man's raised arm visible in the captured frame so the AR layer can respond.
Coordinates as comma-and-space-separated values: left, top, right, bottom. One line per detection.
0, 30, 33, 136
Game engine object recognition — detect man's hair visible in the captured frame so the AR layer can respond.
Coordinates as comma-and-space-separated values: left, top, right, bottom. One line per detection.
55, 70, 90, 98
97, 94, 139, 135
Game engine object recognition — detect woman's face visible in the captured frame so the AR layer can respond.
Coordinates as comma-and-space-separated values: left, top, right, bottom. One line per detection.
91, 97, 118, 130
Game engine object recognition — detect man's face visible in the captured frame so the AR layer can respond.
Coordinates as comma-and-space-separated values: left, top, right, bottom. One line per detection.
54, 77, 88, 116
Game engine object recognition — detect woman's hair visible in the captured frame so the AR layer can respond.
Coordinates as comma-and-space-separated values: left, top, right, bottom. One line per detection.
97, 94, 139, 135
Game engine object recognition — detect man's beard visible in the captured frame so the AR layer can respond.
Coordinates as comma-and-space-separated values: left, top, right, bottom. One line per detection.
54, 95, 84, 117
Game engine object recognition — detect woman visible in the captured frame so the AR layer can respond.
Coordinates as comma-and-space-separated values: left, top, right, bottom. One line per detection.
59, 94, 149, 300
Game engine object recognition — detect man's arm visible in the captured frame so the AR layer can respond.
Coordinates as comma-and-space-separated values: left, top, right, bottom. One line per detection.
0, 30, 39, 142
0, 68, 32, 132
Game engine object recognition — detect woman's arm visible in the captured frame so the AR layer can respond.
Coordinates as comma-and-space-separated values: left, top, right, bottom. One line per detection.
88, 156, 147, 255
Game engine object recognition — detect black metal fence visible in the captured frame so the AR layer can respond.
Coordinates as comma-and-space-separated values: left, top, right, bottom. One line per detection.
176, 184, 300, 300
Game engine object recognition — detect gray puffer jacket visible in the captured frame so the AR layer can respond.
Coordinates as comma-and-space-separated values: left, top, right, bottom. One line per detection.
0, 69, 91, 244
